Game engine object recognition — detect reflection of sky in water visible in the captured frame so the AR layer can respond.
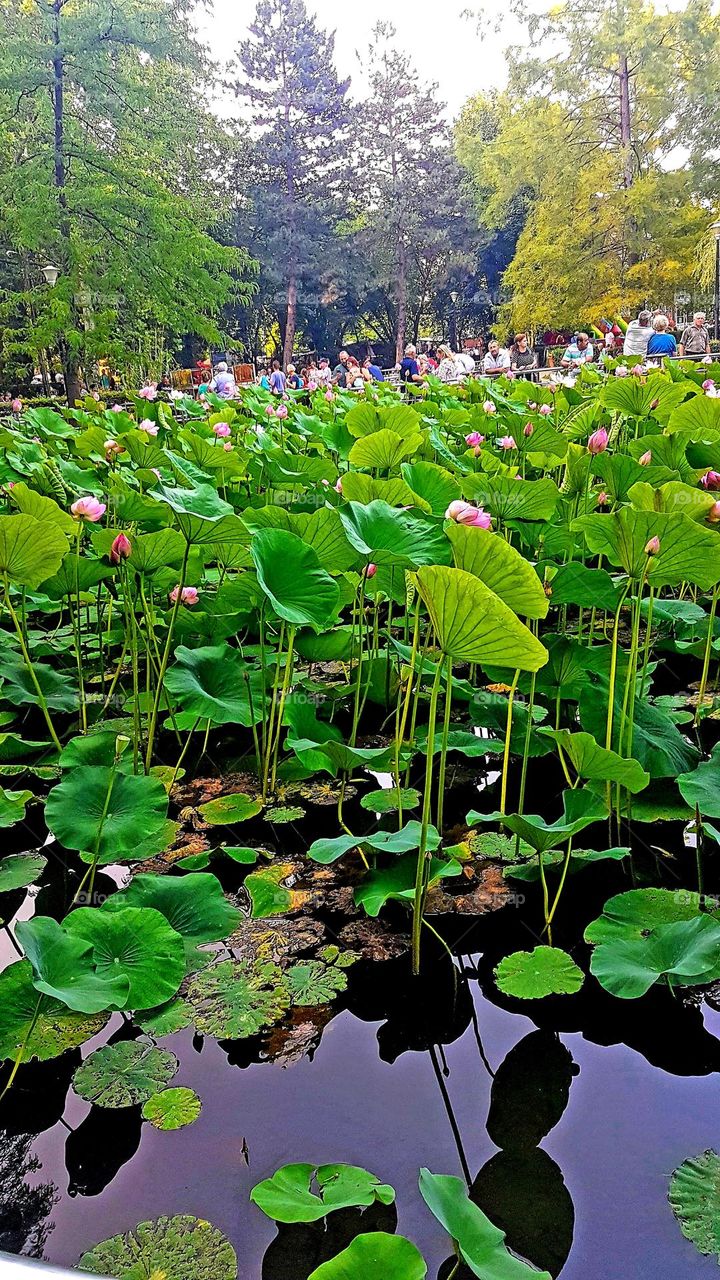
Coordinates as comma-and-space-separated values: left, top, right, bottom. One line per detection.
17, 973, 720, 1279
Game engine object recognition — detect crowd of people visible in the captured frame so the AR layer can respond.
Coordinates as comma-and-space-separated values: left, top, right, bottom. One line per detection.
558, 310, 712, 369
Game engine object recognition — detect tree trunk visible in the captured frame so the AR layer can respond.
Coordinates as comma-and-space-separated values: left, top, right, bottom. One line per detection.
618, 52, 633, 190
283, 270, 297, 369
51, 0, 82, 405
395, 234, 407, 364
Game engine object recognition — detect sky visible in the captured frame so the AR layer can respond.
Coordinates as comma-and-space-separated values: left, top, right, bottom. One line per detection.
198, 0, 514, 121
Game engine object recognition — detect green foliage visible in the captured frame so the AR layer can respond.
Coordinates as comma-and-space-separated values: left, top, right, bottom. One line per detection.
669, 1151, 720, 1259
78, 1216, 237, 1280
142, 1087, 202, 1131
494, 947, 584, 999
250, 1163, 395, 1223
419, 1169, 551, 1278
73, 1040, 178, 1108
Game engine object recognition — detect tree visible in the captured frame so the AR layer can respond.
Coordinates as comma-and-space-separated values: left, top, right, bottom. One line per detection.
231, 0, 349, 367
0, 0, 253, 401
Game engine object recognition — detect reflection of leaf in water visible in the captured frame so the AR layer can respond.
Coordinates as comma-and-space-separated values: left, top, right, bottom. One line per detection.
264, 1008, 334, 1066
669, 1149, 720, 1259
187, 959, 290, 1039
472, 1149, 574, 1279
261, 1202, 399, 1280
73, 1041, 178, 1108
78, 1215, 237, 1280
487, 1031, 578, 1151
66, 1104, 143, 1197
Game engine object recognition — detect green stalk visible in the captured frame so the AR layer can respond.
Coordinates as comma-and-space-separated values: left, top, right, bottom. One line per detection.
2, 575, 61, 752
696, 582, 719, 726
517, 669, 536, 816
499, 670, 520, 818
261, 622, 286, 801
412, 660, 444, 975
394, 603, 420, 827
270, 626, 295, 794
436, 656, 453, 834
144, 540, 190, 770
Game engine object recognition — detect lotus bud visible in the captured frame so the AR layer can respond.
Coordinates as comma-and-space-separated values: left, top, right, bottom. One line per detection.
10, 398, 22, 414
111, 403, 123, 412
325, 390, 335, 403
365, 563, 377, 578
538, 404, 552, 416
650, 398, 660, 410
639, 450, 652, 466
587, 428, 608, 455
265, 403, 276, 416
104, 438, 123, 459
223, 441, 233, 452
334, 478, 343, 494
213, 422, 231, 437
445, 500, 492, 529
275, 403, 288, 419
307, 380, 318, 391
71, 496, 106, 522
701, 471, 720, 491
482, 400, 496, 415
110, 533, 132, 564
465, 431, 484, 447
528, 402, 538, 411
702, 379, 715, 391
169, 584, 199, 606
523, 423, 534, 437
707, 502, 720, 524
630, 365, 644, 376
615, 365, 629, 378
644, 536, 660, 556
597, 491, 609, 506
498, 435, 517, 450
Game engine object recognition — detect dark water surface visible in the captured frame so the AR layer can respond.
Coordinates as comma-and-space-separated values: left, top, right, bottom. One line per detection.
7, 946, 720, 1280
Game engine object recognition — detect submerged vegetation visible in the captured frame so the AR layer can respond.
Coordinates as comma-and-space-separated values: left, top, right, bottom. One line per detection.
2, 359, 720, 1273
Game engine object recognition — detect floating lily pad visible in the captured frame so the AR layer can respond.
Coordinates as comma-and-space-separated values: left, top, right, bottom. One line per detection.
199, 793, 263, 825
135, 998, 194, 1037
360, 788, 420, 814
78, 1215, 237, 1280
0, 851, 47, 893
187, 959, 290, 1039
669, 1149, 720, 1258
307, 1233, 426, 1280
265, 805, 305, 823
73, 1040, 179, 1108
495, 947, 584, 999
286, 959, 349, 1006
0, 960, 108, 1063
467, 831, 535, 862
142, 1087, 202, 1131
251, 1162, 396, 1223
100, 873, 240, 944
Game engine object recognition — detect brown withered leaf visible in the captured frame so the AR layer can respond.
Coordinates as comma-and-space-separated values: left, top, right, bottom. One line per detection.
226, 916, 326, 965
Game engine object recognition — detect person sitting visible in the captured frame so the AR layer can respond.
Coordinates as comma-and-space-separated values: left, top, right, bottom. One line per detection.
363, 357, 384, 381
509, 333, 536, 372
209, 361, 237, 399
455, 350, 476, 376
646, 314, 678, 358
399, 344, 422, 383
286, 364, 303, 390
623, 310, 653, 357
679, 312, 711, 358
436, 345, 459, 382
560, 333, 594, 368
482, 340, 511, 373
345, 356, 369, 388
316, 358, 333, 387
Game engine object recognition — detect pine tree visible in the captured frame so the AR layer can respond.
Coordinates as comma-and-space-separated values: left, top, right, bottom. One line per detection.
232, 0, 349, 367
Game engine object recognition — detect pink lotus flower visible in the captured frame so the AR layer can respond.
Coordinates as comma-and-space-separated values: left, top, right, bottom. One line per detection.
615, 366, 629, 378
365, 563, 377, 578
702, 379, 715, 391
597, 491, 609, 506
538, 404, 552, 417
92, 391, 101, 401
169, 585, 199, 606
140, 418, 158, 435
275, 403, 288, 419
334, 478, 343, 494
639, 450, 652, 465
325, 390, 335, 403
104, 438, 124, 458
213, 422, 231, 437
587, 428, 608, 455
630, 365, 644, 376
71, 496, 106, 522
169, 389, 183, 401
445, 500, 492, 529
528, 402, 538, 411
644, 536, 661, 556
110, 403, 123, 412
307, 381, 319, 392
482, 400, 496, 415
320, 478, 330, 488
498, 435, 517, 450
150, 468, 162, 481
223, 441, 233, 452
10, 398, 22, 414
110, 533, 132, 564
465, 431, 484, 447
707, 386, 719, 399
703, 355, 714, 365
707, 502, 720, 524
139, 385, 157, 400
701, 471, 720, 491
265, 403, 276, 416
523, 423, 534, 438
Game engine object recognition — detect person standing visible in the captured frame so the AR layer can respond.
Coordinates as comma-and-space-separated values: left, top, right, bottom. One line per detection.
363, 357, 384, 381
646, 315, 678, 357
286, 364, 303, 389
679, 312, 711, 358
316, 358, 333, 387
623, 310, 655, 357
269, 360, 286, 395
209, 361, 237, 399
258, 368, 271, 390
332, 351, 350, 387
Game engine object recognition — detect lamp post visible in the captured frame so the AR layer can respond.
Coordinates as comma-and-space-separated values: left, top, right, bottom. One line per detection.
449, 290, 459, 350
712, 221, 720, 343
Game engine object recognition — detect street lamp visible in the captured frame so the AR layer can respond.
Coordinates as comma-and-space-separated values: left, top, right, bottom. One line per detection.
41, 264, 60, 286
712, 221, 720, 343
449, 291, 459, 349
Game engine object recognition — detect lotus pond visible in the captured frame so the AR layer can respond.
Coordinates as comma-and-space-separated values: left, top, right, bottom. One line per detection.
2, 363, 720, 1278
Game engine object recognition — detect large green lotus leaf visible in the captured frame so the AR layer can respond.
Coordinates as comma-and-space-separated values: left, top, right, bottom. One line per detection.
469, 792, 606, 856
307, 1234, 426, 1280
198, 792, 263, 824
339, 500, 451, 568
45, 766, 169, 860
187, 958, 290, 1037
338, 471, 431, 513
601, 376, 687, 420
540, 729, 649, 793
295, 625, 354, 663
495, 947, 584, 1000
142, 1086, 202, 1130
251, 527, 340, 630
355, 852, 461, 917
64, 906, 186, 1010
667, 393, 720, 435
584, 887, 712, 944
344, 401, 421, 439
593, 452, 660, 504
521, 419, 569, 461
669, 1150, 720, 1258
78, 1215, 238, 1280
678, 742, 720, 817
0, 850, 46, 890
629, 480, 716, 522
58, 732, 133, 770
286, 959, 348, 1005
128, 528, 187, 574
446, 523, 549, 620
241, 507, 359, 572
579, 686, 700, 779
0, 960, 108, 1063
589, 915, 720, 998
0, 514, 70, 587
348, 428, 423, 470
165, 644, 267, 726
73, 1039, 178, 1107
0, 653, 76, 711
418, 1169, 550, 1279
414, 566, 548, 671
541, 562, 623, 613
153, 481, 233, 527
101, 872, 240, 944
251, 1163, 395, 1224
16, 916, 130, 1014
573, 510, 720, 590
308, 821, 441, 865
507, 845, 629, 881
40, 552, 115, 598
462, 475, 560, 522
401, 460, 460, 515
0, 786, 33, 829
8, 482, 76, 534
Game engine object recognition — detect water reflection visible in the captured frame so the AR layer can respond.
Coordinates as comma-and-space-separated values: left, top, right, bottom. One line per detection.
0, 1134, 57, 1256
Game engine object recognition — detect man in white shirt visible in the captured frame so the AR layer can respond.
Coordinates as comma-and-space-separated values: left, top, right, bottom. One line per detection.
623, 310, 654, 357
482, 340, 510, 373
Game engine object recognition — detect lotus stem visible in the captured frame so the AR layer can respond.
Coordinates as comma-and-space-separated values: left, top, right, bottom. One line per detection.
412, 660, 444, 975
696, 583, 719, 726
145, 539, 190, 770
2, 574, 62, 752
500, 670, 520, 818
